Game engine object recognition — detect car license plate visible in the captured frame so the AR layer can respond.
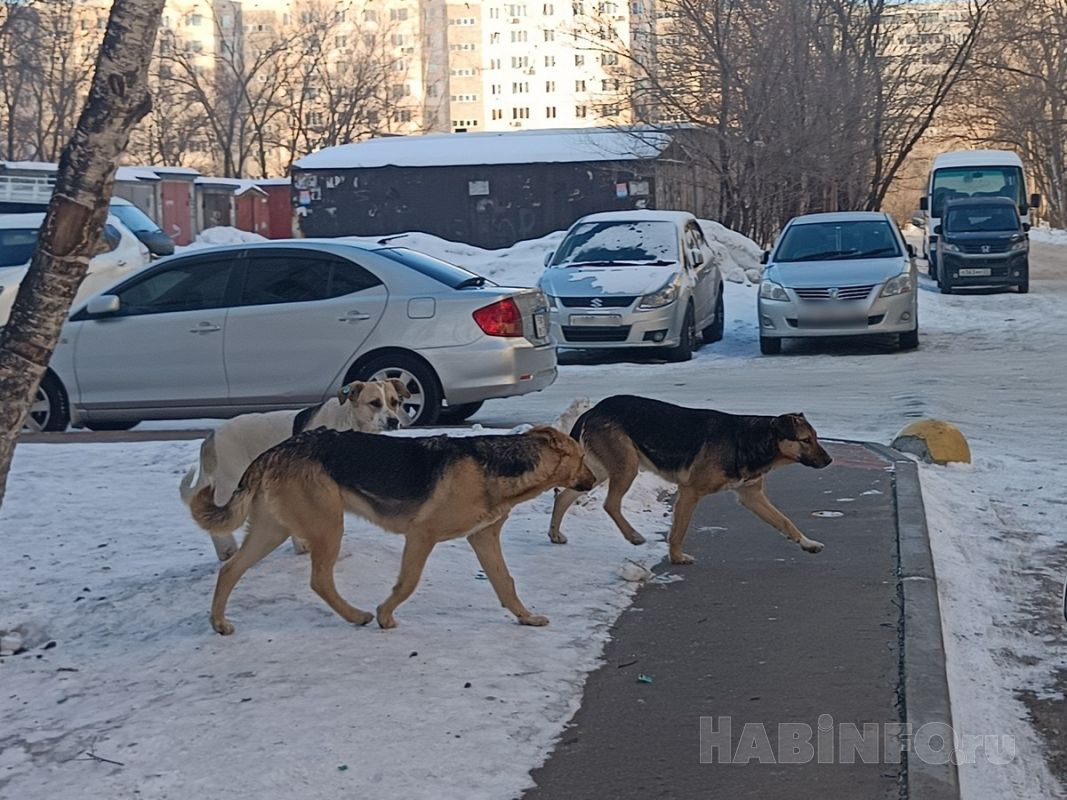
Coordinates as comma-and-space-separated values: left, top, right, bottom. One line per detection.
958, 268, 991, 277
534, 311, 548, 338
570, 314, 622, 326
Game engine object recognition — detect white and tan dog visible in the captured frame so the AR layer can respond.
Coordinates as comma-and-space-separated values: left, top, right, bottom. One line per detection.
180, 379, 411, 560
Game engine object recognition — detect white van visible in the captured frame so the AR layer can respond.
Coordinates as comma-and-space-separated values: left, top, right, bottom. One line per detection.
914, 150, 1040, 273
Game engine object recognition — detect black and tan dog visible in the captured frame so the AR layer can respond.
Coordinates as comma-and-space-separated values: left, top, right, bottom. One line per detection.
548, 395, 833, 564
189, 426, 597, 635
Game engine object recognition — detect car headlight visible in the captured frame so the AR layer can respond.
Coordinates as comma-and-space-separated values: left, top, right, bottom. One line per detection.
638, 282, 678, 309
880, 272, 913, 297
1009, 239, 1027, 252
759, 280, 789, 301
942, 242, 962, 253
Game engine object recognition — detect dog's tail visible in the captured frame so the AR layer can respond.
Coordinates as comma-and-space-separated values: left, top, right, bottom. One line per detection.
189, 457, 268, 536
179, 432, 218, 506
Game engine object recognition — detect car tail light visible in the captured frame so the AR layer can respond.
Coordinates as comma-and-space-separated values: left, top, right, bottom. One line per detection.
473, 298, 523, 337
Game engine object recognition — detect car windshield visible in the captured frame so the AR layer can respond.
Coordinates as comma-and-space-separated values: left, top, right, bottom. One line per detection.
945, 205, 1019, 233
774, 220, 902, 262
550, 221, 678, 267
0, 228, 38, 267
930, 166, 1024, 217
375, 246, 494, 289
110, 203, 162, 234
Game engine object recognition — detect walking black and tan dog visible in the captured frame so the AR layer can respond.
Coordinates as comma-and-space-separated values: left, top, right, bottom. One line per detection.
189, 426, 597, 635
548, 395, 833, 564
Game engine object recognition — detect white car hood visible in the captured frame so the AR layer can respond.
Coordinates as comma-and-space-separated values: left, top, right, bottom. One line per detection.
540, 266, 678, 297
767, 258, 905, 288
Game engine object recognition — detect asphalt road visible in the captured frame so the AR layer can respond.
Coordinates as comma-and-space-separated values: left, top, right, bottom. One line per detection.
523, 442, 902, 800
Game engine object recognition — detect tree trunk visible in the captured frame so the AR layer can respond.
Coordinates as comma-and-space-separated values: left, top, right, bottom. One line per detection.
0, 0, 165, 507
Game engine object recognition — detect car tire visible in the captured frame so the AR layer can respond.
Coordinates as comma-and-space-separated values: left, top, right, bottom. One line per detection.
85, 420, 140, 432
437, 401, 483, 424
665, 305, 695, 362
899, 328, 919, 350
702, 289, 725, 344
939, 280, 953, 295
355, 353, 443, 427
24, 372, 70, 432
1018, 276, 1029, 294
927, 252, 938, 278
759, 335, 782, 355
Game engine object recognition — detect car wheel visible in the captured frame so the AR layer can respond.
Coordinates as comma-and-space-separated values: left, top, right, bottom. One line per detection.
939, 280, 953, 295
356, 354, 443, 427
927, 252, 938, 278
665, 305, 695, 362
702, 289, 725, 344
437, 401, 484, 424
24, 372, 70, 432
759, 335, 782, 355
1018, 276, 1029, 294
899, 328, 919, 350
85, 420, 140, 432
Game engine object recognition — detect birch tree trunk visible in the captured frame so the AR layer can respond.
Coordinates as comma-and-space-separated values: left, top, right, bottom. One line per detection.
0, 0, 166, 507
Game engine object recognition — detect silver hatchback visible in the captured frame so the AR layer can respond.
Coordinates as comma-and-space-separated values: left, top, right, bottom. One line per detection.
757, 212, 919, 354
35, 240, 556, 430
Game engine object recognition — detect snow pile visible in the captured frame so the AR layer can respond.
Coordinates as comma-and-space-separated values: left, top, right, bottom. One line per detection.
1029, 226, 1067, 246
179, 226, 268, 251
699, 219, 764, 284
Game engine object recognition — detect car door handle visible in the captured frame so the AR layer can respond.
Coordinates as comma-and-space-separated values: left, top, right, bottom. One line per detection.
189, 323, 221, 333
338, 312, 372, 322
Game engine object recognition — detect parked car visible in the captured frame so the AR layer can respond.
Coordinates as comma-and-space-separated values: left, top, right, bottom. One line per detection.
757, 211, 919, 354
29, 240, 556, 432
538, 210, 725, 362
0, 212, 150, 326
932, 197, 1029, 294
109, 197, 175, 257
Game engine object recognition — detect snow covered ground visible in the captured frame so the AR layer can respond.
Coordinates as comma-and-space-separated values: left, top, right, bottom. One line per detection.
4, 222, 1067, 799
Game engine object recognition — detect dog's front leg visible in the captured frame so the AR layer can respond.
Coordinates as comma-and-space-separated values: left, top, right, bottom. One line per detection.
734, 481, 824, 553
376, 536, 436, 629
468, 519, 548, 626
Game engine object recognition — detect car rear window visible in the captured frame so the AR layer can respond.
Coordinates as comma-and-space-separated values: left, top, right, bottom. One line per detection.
375, 247, 491, 289
0, 228, 38, 267
110, 203, 162, 234
775, 220, 902, 262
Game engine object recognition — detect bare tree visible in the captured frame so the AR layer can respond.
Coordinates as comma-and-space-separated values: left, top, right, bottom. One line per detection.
0, 0, 165, 504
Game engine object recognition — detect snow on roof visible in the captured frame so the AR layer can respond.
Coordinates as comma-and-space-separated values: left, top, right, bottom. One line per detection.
294, 127, 673, 170
575, 209, 697, 226
194, 177, 267, 196
115, 166, 162, 182
147, 165, 201, 178
255, 177, 291, 186
0, 160, 58, 174
931, 150, 1023, 169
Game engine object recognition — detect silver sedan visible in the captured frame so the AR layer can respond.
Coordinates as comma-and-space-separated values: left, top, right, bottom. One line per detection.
33, 239, 555, 430
757, 211, 919, 354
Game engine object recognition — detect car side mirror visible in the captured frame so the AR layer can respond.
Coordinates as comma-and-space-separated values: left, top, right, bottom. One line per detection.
1022, 222, 1031, 232
760, 250, 770, 265
689, 248, 703, 267
906, 243, 916, 258
543, 251, 554, 268
919, 196, 929, 211
910, 212, 924, 228
86, 294, 120, 316
933, 224, 942, 236
1030, 193, 1042, 209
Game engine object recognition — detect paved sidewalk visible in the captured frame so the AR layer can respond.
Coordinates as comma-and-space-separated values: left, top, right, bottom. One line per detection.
525, 442, 906, 799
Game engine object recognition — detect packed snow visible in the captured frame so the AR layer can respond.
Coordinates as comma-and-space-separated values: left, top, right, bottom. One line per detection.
1030, 226, 1067, 247
3, 219, 1066, 799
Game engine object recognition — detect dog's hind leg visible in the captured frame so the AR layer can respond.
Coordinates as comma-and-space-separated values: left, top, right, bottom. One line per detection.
667, 487, 703, 565
735, 480, 824, 554
304, 520, 374, 627
469, 519, 548, 626
210, 504, 290, 635
602, 453, 645, 545
376, 536, 436, 629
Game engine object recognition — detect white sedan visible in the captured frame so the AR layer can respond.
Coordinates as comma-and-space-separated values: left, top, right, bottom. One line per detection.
0, 212, 150, 326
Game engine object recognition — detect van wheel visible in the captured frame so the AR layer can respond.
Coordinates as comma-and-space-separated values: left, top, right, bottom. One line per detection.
24, 372, 70, 432
760, 335, 782, 355
665, 305, 695, 362
702, 290, 725, 344
356, 354, 442, 426
1018, 277, 1029, 294
939, 281, 953, 295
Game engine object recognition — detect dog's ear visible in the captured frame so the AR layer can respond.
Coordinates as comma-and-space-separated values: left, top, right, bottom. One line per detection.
770, 414, 798, 440
337, 381, 364, 404
387, 378, 412, 399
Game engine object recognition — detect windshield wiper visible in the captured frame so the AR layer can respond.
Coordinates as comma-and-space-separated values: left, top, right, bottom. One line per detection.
560, 259, 656, 267
454, 276, 486, 289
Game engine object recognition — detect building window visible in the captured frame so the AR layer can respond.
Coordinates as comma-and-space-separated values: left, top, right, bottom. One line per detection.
489, 58, 502, 69
512, 107, 530, 119
575, 54, 585, 66
399, 110, 413, 122
188, 13, 202, 26
544, 55, 556, 67
390, 8, 409, 21
546, 80, 556, 92
391, 34, 406, 46
492, 109, 503, 120
364, 10, 378, 22
576, 105, 587, 118
336, 35, 347, 48
546, 106, 557, 118
510, 30, 528, 42
572, 1, 584, 14
544, 29, 554, 41
306, 111, 323, 126
511, 56, 529, 68
490, 7, 500, 17
544, 2, 554, 12
575, 79, 586, 92
601, 53, 618, 65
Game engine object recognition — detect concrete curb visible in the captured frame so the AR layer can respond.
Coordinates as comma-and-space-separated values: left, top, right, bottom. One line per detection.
866, 443, 961, 800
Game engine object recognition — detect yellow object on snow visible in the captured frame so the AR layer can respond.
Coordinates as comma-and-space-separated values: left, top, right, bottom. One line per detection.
891, 419, 972, 465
